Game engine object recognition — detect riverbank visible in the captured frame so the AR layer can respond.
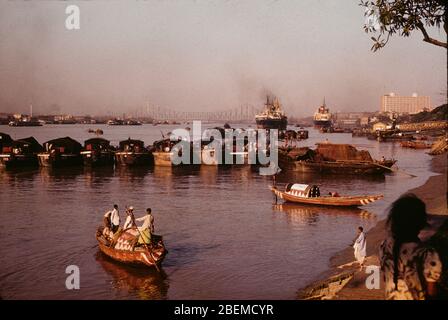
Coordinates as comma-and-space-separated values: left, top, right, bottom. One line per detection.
297, 154, 447, 300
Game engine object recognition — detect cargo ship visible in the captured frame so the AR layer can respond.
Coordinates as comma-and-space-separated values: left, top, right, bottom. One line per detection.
255, 96, 288, 130
313, 99, 332, 128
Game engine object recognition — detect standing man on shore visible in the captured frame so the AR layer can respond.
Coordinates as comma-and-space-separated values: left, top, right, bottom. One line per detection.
353, 226, 366, 269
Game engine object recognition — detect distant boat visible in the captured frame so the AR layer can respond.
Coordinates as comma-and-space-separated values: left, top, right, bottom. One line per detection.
313, 99, 332, 127
8, 119, 42, 127
126, 120, 142, 126
270, 183, 383, 207
255, 96, 288, 130
107, 119, 142, 126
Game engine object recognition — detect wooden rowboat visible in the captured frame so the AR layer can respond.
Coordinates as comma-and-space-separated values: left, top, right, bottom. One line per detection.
270, 183, 383, 207
96, 226, 167, 268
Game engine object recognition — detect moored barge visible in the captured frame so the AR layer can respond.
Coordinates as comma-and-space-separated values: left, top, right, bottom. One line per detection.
81, 138, 115, 166
0, 137, 43, 168
279, 143, 396, 175
38, 137, 83, 167
115, 138, 153, 166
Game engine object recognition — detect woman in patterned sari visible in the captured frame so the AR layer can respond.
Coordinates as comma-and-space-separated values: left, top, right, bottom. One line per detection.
379, 194, 442, 300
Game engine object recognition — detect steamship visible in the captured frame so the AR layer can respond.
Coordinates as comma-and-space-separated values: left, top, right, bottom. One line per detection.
313, 99, 332, 127
255, 96, 288, 130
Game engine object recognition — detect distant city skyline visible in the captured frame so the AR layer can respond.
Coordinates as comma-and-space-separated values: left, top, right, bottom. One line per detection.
0, 1, 446, 117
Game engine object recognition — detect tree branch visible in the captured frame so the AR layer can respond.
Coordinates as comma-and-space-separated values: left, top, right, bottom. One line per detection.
416, 21, 447, 48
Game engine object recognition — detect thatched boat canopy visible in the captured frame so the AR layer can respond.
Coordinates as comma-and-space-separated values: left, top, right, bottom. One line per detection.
315, 143, 373, 162
118, 138, 145, 150
84, 137, 111, 147
12, 137, 43, 153
43, 137, 82, 153
0, 132, 13, 148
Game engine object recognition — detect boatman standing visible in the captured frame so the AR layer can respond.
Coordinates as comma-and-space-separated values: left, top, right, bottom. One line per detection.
136, 208, 155, 244
104, 204, 120, 234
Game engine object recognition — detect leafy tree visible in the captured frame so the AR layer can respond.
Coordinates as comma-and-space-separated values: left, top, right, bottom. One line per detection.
360, 0, 447, 51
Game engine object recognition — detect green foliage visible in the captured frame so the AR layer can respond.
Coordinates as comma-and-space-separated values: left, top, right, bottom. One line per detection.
409, 104, 448, 122
360, 0, 447, 51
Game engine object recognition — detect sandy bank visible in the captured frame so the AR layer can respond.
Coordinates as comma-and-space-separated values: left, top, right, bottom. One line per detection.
298, 154, 447, 300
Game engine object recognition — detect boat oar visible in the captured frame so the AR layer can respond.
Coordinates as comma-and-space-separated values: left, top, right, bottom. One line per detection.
127, 207, 161, 272
373, 162, 417, 178
135, 226, 161, 272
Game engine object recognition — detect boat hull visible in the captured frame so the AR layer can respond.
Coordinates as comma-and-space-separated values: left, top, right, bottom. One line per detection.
81, 151, 115, 166
96, 230, 166, 268
37, 153, 83, 167
278, 158, 394, 175
313, 120, 332, 127
271, 186, 383, 207
114, 152, 153, 166
0, 154, 39, 168
152, 151, 176, 167
256, 118, 288, 131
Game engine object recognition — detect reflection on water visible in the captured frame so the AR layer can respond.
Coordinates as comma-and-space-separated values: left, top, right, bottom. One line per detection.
273, 203, 376, 226
95, 252, 169, 300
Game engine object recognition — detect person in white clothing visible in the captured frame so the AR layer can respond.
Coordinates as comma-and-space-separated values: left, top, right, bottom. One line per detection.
104, 204, 120, 233
353, 226, 367, 269
123, 206, 136, 230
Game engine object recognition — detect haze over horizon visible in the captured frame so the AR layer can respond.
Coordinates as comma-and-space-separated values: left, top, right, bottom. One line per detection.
0, 0, 446, 117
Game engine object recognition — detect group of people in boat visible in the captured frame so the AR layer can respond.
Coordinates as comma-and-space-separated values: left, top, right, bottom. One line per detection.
103, 204, 155, 246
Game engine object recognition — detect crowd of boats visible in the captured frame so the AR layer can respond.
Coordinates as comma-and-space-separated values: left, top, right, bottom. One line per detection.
0, 129, 397, 179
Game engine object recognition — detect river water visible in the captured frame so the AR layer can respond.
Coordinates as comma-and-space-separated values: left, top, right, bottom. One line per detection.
0, 124, 436, 299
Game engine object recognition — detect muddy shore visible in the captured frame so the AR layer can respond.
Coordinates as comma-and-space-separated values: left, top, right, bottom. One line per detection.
298, 154, 447, 300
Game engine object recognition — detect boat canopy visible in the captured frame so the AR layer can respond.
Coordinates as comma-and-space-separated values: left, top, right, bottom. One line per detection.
0, 132, 13, 147
11, 137, 43, 153
43, 137, 82, 153
285, 183, 311, 197
119, 138, 145, 150
84, 137, 110, 147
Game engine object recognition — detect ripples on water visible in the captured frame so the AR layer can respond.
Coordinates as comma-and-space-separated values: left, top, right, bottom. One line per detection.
0, 125, 436, 299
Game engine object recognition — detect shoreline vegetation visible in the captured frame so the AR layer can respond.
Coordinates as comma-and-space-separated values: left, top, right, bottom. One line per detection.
297, 154, 447, 300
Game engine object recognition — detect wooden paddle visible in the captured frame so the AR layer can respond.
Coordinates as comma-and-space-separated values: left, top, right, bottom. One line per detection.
373, 162, 417, 178
126, 207, 161, 272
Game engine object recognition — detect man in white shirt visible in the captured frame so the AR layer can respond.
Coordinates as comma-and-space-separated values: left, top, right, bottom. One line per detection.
104, 204, 120, 233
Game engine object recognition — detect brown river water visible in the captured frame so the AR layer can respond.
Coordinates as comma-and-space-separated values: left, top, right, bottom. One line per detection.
0, 124, 436, 299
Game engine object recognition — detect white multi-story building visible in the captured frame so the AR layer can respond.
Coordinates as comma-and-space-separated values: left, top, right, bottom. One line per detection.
381, 93, 431, 114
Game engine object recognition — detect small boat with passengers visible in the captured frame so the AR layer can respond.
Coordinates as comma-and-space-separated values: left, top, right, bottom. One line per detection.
270, 183, 383, 207
96, 225, 167, 268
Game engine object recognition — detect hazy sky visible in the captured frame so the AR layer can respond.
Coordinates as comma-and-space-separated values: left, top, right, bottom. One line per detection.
0, 0, 446, 117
